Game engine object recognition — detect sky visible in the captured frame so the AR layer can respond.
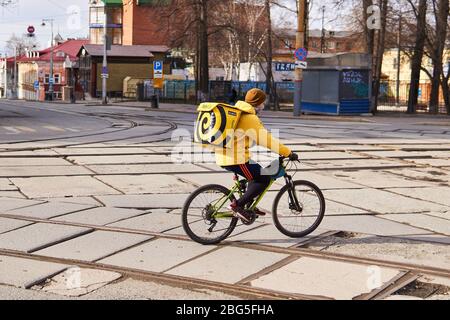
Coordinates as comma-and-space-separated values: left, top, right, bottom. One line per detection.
0, 0, 347, 55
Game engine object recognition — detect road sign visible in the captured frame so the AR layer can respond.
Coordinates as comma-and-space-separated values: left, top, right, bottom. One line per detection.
294, 47, 308, 61
27, 25, 35, 34
49, 78, 54, 85
101, 74, 109, 79
153, 60, 163, 79
275, 62, 296, 72
295, 61, 308, 69
34, 81, 39, 89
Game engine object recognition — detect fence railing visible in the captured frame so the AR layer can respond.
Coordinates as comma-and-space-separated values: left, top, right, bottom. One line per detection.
161, 80, 295, 105
377, 80, 448, 114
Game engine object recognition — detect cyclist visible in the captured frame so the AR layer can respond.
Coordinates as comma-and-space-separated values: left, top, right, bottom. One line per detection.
215, 88, 299, 223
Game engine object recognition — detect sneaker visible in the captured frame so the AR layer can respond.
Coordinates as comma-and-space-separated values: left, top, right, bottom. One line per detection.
253, 207, 269, 216
230, 200, 253, 223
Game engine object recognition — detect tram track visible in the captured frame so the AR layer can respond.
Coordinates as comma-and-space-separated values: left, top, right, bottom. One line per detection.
1, 212, 449, 281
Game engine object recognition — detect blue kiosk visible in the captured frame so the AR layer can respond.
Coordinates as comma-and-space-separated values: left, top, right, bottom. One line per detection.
301, 53, 372, 115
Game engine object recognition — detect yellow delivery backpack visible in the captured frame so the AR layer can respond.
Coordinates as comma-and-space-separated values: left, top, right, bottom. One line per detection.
194, 103, 242, 149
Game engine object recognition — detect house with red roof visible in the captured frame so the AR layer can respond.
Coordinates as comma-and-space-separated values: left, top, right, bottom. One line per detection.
17, 38, 89, 101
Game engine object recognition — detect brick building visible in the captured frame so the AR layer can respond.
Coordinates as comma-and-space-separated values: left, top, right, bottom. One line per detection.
89, 0, 172, 46
77, 44, 169, 98
16, 39, 89, 101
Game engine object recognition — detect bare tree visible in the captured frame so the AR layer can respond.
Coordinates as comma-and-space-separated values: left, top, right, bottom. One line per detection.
407, 0, 428, 114
6, 33, 39, 56
428, 0, 449, 114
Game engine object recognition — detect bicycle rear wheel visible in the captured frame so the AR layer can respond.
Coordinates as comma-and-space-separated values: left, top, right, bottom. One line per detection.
182, 184, 238, 245
272, 180, 325, 238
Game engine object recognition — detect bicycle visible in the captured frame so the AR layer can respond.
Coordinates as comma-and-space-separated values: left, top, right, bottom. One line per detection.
182, 157, 326, 245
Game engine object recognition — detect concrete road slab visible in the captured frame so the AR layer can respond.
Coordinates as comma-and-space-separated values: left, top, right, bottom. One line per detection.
229, 224, 331, 248
1, 166, 92, 178
43, 197, 102, 206
96, 175, 196, 194
0, 255, 68, 288
53, 147, 155, 156
391, 234, 450, 245
175, 173, 236, 188
384, 168, 450, 184
68, 154, 171, 165
0, 223, 91, 253
34, 231, 152, 262
107, 211, 181, 232
329, 171, 435, 188
320, 215, 428, 236
99, 238, 216, 273
304, 159, 411, 170
35, 267, 122, 297
323, 188, 449, 214
382, 214, 450, 235
0, 158, 71, 166
250, 257, 400, 300
0, 217, 33, 234
320, 144, 393, 151
166, 246, 289, 284
11, 176, 121, 198
256, 190, 370, 216
88, 163, 208, 175
52, 207, 144, 226
0, 191, 26, 199
407, 158, 450, 167
307, 234, 450, 270
293, 151, 367, 160
5, 202, 94, 219
0, 179, 17, 191
385, 187, 450, 207
0, 198, 43, 212
359, 150, 426, 158
97, 194, 190, 209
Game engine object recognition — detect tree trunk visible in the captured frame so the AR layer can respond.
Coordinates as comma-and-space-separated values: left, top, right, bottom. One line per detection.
442, 75, 450, 114
198, 0, 209, 101
429, 0, 449, 114
372, 0, 388, 113
265, 0, 278, 110
407, 0, 427, 114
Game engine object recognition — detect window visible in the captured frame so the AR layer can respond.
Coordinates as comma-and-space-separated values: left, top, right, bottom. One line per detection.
328, 41, 336, 50
44, 74, 60, 84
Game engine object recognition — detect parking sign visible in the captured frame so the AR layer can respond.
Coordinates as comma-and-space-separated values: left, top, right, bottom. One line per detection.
154, 61, 163, 79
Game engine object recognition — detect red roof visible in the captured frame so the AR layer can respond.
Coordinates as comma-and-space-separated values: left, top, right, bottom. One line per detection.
18, 39, 89, 63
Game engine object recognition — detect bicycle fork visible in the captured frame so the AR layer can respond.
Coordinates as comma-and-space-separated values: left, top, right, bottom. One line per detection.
285, 176, 303, 212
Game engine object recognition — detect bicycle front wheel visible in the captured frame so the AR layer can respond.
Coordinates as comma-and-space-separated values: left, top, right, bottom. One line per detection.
272, 180, 325, 238
182, 184, 238, 245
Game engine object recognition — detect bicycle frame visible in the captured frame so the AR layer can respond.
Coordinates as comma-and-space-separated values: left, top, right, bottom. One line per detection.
210, 159, 300, 219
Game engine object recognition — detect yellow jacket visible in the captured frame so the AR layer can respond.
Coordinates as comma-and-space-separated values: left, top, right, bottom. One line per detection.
214, 101, 292, 166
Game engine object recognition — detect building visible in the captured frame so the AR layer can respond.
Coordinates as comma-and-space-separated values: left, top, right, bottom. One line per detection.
77, 44, 169, 98
16, 39, 89, 101
381, 48, 450, 104
89, 0, 172, 46
0, 57, 17, 98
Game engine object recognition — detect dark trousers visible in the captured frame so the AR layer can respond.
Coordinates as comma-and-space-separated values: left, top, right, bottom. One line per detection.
222, 162, 271, 208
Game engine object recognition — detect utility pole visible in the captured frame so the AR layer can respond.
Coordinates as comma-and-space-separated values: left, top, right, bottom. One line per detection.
13, 46, 17, 99
102, 8, 108, 105
293, 0, 307, 117
42, 19, 54, 101
320, 5, 325, 53
396, 13, 402, 106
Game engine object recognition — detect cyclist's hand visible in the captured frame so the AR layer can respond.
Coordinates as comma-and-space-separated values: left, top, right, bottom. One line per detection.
289, 152, 299, 161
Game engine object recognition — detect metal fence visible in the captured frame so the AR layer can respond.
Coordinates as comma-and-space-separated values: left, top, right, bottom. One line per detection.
161, 80, 294, 105
377, 80, 448, 114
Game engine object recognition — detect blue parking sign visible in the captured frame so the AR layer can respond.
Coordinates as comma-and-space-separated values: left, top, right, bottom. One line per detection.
153, 60, 163, 79
34, 80, 39, 89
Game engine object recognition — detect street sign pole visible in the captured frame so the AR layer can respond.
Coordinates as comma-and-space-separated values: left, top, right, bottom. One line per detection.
294, 0, 307, 117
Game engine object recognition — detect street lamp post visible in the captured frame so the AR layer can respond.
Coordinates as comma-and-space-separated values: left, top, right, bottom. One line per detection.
293, 0, 307, 117
42, 19, 54, 101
